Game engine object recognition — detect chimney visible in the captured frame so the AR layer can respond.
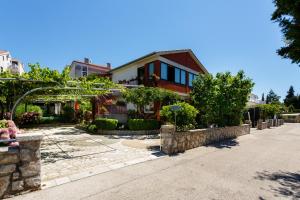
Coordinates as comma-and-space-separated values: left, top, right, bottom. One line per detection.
107, 62, 111, 69
84, 58, 91, 64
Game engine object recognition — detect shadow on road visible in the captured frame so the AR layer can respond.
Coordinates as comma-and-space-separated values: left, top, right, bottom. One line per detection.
255, 170, 300, 199
207, 138, 239, 149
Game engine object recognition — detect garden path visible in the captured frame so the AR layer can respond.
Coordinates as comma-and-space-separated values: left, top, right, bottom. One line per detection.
23, 125, 162, 188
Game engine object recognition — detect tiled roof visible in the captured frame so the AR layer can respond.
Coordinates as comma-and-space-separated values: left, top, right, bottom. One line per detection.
0, 50, 9, 55
72, 60, 110, 71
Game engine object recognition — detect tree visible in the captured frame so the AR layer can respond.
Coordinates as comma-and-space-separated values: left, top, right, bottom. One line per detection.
123, 87, 179, 117
284, 85, 295, 105
271, 0, 300, 65
191, 71, 254, 127
262, 93, 265, 102
266, 89, 281, 104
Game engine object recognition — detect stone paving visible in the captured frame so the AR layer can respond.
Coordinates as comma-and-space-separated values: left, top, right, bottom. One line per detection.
24, 125, 163, 188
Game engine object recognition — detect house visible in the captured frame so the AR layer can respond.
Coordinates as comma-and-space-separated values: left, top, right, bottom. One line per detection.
110, 49, 208, 96
93, 49, 209, 122
0, 50, 24, 74
69, 58, 111, 78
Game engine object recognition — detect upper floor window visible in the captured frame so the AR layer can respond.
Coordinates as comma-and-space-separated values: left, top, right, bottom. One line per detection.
189, 73, 197, 87
160, 62, 168, 80
181, 70, 186, 85
82, 66, 87, 76
148, 63, 154, 79
174, 68, 180, 83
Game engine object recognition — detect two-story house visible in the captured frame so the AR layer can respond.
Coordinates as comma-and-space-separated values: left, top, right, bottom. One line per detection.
69, 58, 111, 78
93, 49, 209, 122
110, 49, 208, 96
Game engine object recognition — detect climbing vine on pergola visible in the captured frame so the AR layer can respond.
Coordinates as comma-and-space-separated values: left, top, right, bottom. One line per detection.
0, 63, 123, 119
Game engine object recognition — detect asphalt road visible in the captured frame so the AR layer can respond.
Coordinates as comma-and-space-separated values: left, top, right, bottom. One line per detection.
13, 123, 300, 200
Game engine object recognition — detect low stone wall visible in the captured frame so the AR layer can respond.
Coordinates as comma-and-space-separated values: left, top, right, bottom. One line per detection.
161, 124, 250, 155
278, 119, 284, 126
257, 121, 268, 130
97, 129, 159, 135
0, 133, 43, 199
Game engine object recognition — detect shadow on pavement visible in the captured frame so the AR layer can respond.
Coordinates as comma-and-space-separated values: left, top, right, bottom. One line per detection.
255, 170, 300, 199
206, 138, 239, 149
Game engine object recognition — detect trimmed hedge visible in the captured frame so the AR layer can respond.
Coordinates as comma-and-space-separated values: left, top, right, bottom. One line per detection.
94, 118, 118, 130
128, 119, 160, 130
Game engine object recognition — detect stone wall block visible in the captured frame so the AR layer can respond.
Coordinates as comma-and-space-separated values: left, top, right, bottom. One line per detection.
12, 180, 24, 192
19, 160, 41, 178
0, 164, 16, 177
0, 176, 10, 198
24, 175, 41, 189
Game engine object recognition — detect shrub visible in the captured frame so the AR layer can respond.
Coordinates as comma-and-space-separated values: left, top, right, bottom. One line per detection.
94, 118, 118, 130
18, 112, 40, 126
0, 120, 7, 128
62, 105, 75, 122
191, 71, 254, 127
128, 119, 160, 130
161, 102, 198, 130
15, 104, 43, 118
87, 124, 97, 133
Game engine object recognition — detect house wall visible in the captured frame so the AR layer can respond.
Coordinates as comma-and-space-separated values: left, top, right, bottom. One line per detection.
111, 54, 203, 95
70, 62, 110, 78
0, 52, 12, 73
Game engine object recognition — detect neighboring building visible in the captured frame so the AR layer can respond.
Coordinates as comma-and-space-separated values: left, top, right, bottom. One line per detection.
247, 93, 265, 107
110, 49, 208, 96
0, 50, 24, 74
69, 58, 111, 78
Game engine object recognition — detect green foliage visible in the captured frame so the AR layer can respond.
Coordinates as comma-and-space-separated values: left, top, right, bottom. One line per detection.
161, 102, 198, 130
87, 124, 97, 133
15, 104, 43, 118
266, 89, 281, 104
191, 71, 254, 127
283, 86, 300, 110
128, 119, 160, 130
271, 0, 300, 65
0, 63, 120, 120
258, 103, 283, 119
62, 105, 75, 122
0, 120, 7, 128
94, 118, 118, 130
123, 87, 179, 116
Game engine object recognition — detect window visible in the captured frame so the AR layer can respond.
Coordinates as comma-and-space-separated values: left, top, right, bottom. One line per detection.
160, 62, 168, 80
180, 70, 186, 85
189, 73, 197, 87
82, 66, 87, 76
148, 63, 154, 79
175, 68, 180, 83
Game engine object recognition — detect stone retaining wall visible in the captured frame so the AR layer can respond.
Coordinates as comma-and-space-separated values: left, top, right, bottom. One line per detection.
97, 129, 159, 135
161, 124, 250, 155
0, 133, 43, 198
257, 121, 268, 130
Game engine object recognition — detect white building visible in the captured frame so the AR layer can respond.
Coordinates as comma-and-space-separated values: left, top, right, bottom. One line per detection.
247, 93, 265, 107
0, 50, 24, 74
69, 58, 111, 78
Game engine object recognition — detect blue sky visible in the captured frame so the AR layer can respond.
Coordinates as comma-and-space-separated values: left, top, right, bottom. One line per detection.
1, 0, 299, 99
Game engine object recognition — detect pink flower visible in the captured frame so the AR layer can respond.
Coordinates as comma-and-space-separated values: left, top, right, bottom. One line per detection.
7, 120, 16, 128
9, 142, 19, 147
8, 127, 18, 138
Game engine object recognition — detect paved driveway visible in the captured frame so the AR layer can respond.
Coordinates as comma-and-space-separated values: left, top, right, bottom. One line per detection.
16, 123, 300, 200
24, 125, 162, 188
